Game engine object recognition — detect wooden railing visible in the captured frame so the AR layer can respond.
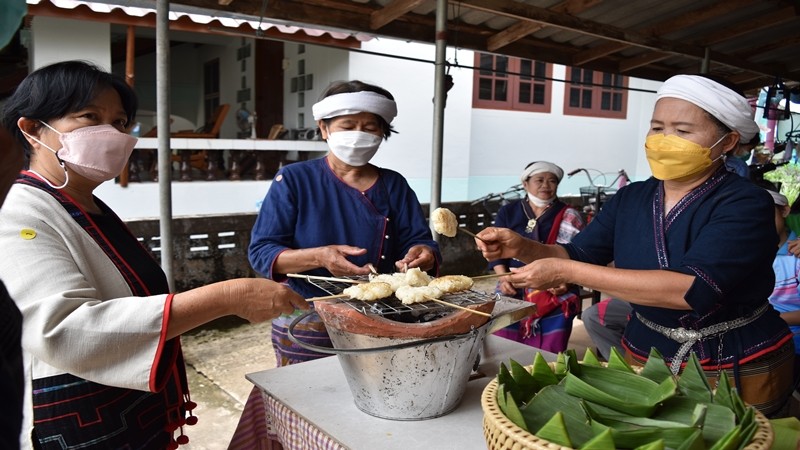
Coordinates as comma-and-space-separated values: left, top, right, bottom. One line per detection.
127, 138, 328, 182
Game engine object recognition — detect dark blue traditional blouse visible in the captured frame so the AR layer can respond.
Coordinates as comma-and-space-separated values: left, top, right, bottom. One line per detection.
562, 168, 792, 368
249, 157, 440, 298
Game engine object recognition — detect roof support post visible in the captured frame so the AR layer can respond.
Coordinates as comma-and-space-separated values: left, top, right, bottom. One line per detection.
430, 0, 447, 242
157, 0, 175, 290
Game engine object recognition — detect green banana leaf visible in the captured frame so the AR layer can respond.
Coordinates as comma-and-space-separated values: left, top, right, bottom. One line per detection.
677, 353, 712, 403
639, 347, 674, 384
496, 384, 528, 431
509, 358, 538, 404
521, 384, 596, 446
564, 366, 677, 416
633, 438, 665, 450
582, 347, 602, 367
606, 346, 636, 373
531, 352, 559, 388
579, 428, 615, 449
656, 397, 736, 445
535, 411, 573, 447
769, 417, 800, 450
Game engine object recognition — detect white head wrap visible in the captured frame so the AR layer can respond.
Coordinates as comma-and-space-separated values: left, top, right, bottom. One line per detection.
767, 189, 788, 206
312, 91, 398, 124
656, 75, 759, 143
521, 161, 564, 183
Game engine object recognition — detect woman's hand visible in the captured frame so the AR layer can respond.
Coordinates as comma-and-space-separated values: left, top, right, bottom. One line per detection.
493, 265, 517, 295
506, 258, 567, 291
497, 279, 517, 296
546, 283, 569, 296
788, 239, 800, 257
317, 245, 372, 276
168, 278, 309, 339
395, 245, 436, 272
475, 227, 531, 262
223, 278, 308, 323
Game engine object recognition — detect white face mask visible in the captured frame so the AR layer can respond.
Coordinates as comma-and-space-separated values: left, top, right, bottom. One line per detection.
326, 130, 382, 167
528, 193, 555, 208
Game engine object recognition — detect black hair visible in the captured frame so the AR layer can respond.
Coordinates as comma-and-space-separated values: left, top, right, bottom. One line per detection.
0, 60, 138, 162
318, 80, 396, 139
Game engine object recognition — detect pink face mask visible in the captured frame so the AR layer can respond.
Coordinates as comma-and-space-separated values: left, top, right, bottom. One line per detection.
25, 121, 138, 184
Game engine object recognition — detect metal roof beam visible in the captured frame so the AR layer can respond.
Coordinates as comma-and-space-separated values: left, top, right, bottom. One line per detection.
371, 0, 426, 30
457, 0, 787, 81
486, 0, 600, 52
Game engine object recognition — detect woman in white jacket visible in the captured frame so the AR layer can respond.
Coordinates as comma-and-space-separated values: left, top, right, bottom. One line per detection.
0, 60, 307, 449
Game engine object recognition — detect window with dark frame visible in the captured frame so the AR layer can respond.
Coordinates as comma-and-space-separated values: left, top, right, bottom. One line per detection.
472, 53, 552, 112
203, 58, 221, 126
563, 68, 628, 119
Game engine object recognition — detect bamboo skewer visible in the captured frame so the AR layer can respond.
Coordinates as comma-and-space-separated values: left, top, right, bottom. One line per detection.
424, 295, 492, 317
471, 272, 512, 280
306, 293, 349, 302
457, 227, 486, 242
287, 273, 365, 284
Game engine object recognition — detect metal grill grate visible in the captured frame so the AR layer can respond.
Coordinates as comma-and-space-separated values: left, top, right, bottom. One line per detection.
307, 276, 496, 317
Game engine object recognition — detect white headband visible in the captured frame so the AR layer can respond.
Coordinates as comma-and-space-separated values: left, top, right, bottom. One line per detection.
767, 189, 788, 206
656, 75, 759, 143
312, 91, 398, 124
521, 162, 564, 182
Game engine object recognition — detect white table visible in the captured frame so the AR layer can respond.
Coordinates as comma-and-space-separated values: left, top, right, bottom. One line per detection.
246, 336, 554, 450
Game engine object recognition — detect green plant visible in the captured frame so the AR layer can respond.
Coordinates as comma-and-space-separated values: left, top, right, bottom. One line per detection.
765, 161, 800, 206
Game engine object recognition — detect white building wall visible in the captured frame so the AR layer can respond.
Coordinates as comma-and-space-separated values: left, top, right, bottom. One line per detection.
286, 39, 476, 203
351, 40, 475, 202
300, 38, 662, 202
24, 22, 664, 218
468, 67, 661, 198
283, 42, 350, 130
30, 16, 110, 70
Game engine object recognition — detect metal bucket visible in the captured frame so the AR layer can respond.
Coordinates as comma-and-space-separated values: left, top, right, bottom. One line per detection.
288, 310, 488, 420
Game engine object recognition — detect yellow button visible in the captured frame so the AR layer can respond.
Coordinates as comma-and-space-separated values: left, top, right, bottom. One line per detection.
20, 229, 36, 240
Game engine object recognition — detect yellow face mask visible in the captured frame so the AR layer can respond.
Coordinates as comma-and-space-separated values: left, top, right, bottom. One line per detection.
645, 133, 728, 180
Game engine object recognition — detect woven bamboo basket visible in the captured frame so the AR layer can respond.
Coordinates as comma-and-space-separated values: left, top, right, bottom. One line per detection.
480, 367, 774, 450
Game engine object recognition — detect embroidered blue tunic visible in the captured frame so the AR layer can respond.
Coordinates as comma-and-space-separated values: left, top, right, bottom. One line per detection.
249, 157, 440, 298
562, 168, 792, 368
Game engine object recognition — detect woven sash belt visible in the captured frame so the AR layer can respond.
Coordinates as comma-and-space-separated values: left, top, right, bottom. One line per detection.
635, 302, 770, 375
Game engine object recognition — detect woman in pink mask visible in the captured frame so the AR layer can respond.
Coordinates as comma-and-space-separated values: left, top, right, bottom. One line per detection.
476, 74, 795, 417
0, 60, 307, 449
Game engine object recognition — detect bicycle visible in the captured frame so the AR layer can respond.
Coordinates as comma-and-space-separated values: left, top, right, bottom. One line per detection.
469, 183, 525, 212
567, 168, 630, 223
